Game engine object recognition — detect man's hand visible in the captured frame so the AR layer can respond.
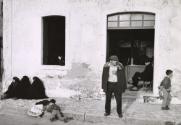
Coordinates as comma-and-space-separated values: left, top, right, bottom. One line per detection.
117, 62, 123, 70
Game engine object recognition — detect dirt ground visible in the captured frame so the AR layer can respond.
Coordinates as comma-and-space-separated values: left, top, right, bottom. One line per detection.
0, 113, 126, 125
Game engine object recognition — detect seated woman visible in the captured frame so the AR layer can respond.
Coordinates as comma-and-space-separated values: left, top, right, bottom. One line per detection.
18, 76, 32, 99
1, 76, 48, 100
28, 76, 48, 99
0, 77, 21, 99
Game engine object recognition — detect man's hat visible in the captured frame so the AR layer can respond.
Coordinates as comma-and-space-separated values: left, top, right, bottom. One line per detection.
109, 55, 119, 61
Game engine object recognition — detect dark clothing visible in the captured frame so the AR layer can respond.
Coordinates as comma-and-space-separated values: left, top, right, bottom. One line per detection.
102, 62, 125, 115
141, 63, 153, 81
160, 77, 171, 90
105, 82, 122, 115
29, 77, 48, 99
102, 63, 126, 93
132, 63, 153, 87
18, 76, 31, 99
1, 76, 48, 100
36, 100, 50, 106
5, 81, 19, 98
4, 77, 21, 98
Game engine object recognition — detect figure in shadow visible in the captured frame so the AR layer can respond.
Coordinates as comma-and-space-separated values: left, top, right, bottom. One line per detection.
0, 77, 21, 99
18, 76, 31, 99
29, 76, 48, 99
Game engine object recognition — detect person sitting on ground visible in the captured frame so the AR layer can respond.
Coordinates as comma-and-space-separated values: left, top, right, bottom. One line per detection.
46, 99, 73, 123
28, 76, 48, 99
159, 69, 173, 110
17, 76, 32, 99
27, 99, 52, 117
131, 58, 153, 90
0, 77, 21, 99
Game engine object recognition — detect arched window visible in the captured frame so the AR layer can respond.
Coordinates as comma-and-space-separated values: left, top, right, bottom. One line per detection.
108, 12, 155, 29
42, 16, 65, 66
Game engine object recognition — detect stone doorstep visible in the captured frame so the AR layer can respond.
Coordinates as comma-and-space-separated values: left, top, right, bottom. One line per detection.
62, 110, 176, 125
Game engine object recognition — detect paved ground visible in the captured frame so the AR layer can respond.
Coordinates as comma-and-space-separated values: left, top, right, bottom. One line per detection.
0, 90, 181, 125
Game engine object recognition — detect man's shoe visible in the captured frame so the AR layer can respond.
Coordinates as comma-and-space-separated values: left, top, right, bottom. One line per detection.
104, 113, 110, 116
118, 114, 123, 118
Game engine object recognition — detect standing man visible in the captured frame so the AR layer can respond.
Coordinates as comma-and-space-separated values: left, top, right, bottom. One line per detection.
102, 55, 125, 118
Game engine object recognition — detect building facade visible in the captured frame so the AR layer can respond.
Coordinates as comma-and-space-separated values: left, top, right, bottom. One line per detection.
3, 0, 181, 98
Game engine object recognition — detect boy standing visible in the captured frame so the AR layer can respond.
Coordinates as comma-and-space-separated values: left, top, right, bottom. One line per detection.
160, 70, 173, 110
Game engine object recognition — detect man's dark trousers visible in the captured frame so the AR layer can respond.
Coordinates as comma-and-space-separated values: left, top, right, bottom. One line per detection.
105, 82, 122, 115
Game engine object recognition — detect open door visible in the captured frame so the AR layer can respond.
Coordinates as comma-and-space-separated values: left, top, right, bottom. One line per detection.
107, 12, 155, 91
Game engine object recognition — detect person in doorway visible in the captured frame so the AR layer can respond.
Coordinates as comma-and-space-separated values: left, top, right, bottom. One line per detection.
102, 55, 125, 118
131, 58, 153, 90
159, 69, 173, 110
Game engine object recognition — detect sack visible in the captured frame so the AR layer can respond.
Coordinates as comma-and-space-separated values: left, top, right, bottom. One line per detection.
27, 104, 44, 117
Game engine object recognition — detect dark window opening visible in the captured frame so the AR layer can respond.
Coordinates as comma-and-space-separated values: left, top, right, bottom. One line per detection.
43, 16, 65, 66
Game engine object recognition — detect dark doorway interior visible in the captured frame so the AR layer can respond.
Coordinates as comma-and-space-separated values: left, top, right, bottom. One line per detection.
43, 16, 65, 66
107, 29, 154, 66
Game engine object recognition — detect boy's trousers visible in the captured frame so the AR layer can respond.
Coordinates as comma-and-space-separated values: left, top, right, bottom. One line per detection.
162, 88, 171, 107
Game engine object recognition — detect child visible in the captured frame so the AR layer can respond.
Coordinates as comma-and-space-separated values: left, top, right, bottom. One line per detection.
159, 70, 173, 110
46, 99, 73, 123
27, 99, 51, 117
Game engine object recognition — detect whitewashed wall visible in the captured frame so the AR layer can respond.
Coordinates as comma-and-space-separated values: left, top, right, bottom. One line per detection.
3, 0, 181, 98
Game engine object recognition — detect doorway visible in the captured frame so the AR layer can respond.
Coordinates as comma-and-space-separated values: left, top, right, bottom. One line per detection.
107, 12, 155, 90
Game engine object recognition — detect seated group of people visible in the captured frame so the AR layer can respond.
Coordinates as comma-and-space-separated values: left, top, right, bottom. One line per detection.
1, 76, 73, 122
1, 76, 48, 99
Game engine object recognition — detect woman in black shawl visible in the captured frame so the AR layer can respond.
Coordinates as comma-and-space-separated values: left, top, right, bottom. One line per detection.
29, 76, 48, 99
18, 76, 31, 99
0, 77, 21, 99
